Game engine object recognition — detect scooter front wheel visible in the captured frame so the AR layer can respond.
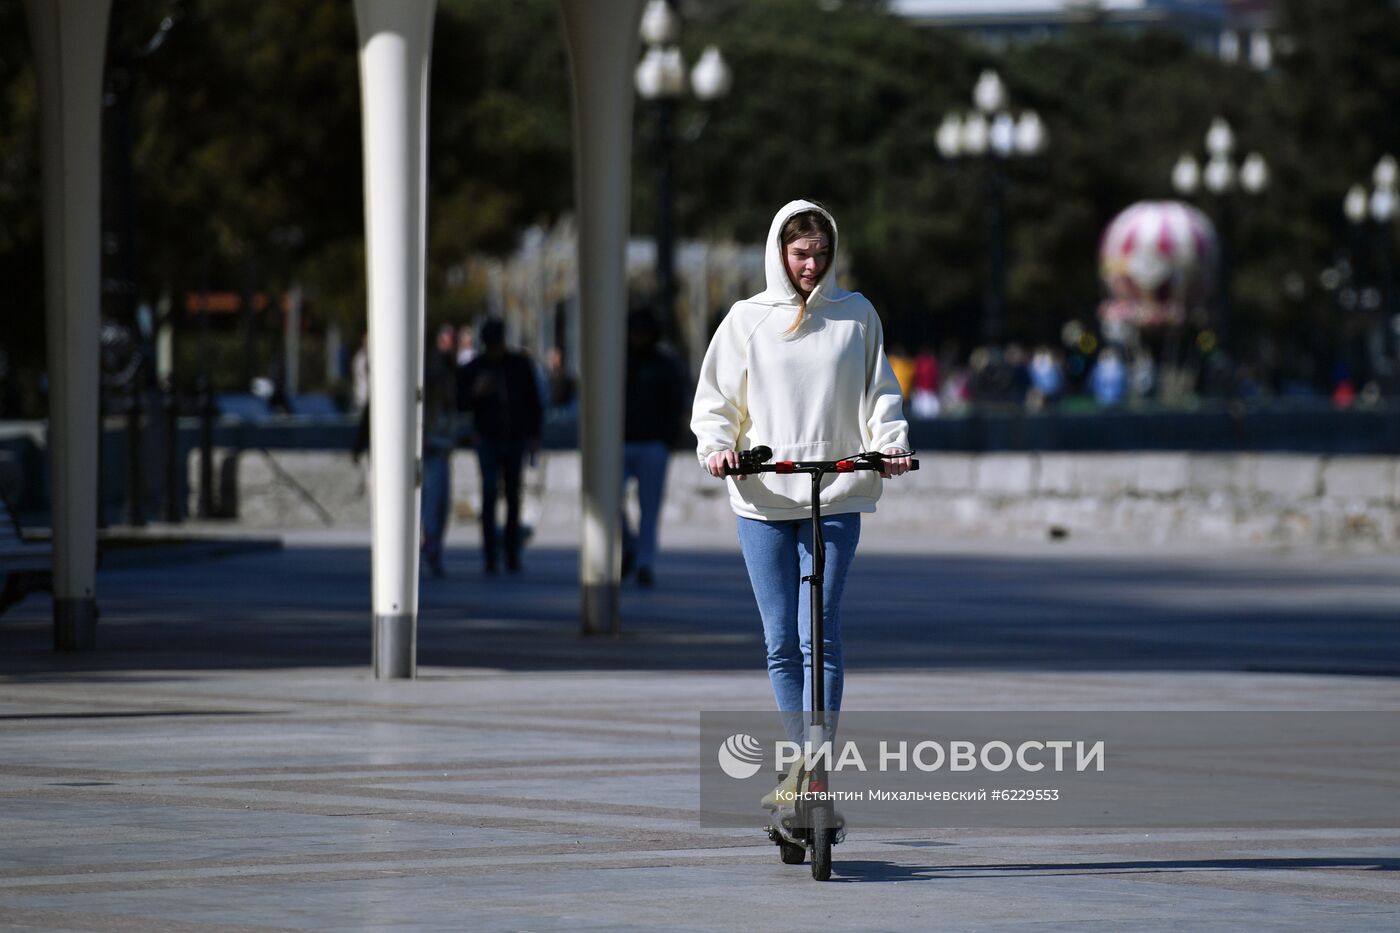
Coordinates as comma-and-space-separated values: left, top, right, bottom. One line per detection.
810, 807, 832, 881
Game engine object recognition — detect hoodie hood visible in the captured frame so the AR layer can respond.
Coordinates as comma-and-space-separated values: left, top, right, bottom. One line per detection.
749, 199, 851, 306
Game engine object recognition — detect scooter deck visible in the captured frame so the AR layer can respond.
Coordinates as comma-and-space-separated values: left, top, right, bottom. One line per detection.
765, 808, 846, 848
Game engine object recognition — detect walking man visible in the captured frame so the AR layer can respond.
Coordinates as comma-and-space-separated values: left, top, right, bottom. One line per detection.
457, 318, 543, 574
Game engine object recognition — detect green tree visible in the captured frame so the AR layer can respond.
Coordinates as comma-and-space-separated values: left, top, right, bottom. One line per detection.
4, 0, 1397, 411
0, 0, 45, 413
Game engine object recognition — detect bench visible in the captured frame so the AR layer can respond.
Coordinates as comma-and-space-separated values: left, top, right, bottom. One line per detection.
0, 494, 52, 614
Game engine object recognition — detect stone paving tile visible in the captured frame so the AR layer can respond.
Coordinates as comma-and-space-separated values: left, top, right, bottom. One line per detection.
2, 540, 1399, 929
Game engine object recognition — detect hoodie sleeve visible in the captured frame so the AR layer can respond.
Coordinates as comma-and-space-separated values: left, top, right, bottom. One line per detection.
690, 308, 748, 462
862, 307, 910, 453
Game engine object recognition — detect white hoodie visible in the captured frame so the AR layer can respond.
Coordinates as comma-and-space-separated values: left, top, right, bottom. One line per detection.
690, 200, 909, 521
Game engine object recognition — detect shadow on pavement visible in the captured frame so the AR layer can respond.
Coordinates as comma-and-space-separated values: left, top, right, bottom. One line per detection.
830, 856, 1400, 883
2, 543, 1399, 676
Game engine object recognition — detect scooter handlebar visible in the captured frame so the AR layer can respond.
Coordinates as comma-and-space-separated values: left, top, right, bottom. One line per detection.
722, 451, 919, 476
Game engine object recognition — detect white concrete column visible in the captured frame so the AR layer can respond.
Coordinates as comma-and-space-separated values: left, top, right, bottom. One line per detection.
26, 0, 112, 652
559, 0, 644, 636
354, 0, 436, 678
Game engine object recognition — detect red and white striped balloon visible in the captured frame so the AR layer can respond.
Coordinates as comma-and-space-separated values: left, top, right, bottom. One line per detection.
1098, 200, 1217, 328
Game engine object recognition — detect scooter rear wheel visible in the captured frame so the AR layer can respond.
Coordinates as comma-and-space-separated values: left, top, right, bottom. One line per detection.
778, 839, 805, 864
810, 807, 832, 881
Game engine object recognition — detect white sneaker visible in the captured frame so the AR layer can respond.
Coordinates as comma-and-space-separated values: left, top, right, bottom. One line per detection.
760, 760, 803, 811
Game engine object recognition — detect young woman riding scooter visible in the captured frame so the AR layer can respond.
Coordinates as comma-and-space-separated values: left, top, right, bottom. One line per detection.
691, 200, 913, 874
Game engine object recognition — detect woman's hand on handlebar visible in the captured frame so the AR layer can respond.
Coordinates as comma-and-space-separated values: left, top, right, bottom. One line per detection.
880, 447, 912, 478
706, 449, 745, 480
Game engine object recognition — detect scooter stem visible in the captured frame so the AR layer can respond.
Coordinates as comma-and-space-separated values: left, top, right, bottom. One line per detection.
807, 468, 826, 751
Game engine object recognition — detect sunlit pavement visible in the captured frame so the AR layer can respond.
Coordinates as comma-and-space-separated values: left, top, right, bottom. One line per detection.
1, 527, 1398, 931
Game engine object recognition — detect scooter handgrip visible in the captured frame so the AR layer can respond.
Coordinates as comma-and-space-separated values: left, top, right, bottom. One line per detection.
876, 458, 918, 472
877, 455, 920, 471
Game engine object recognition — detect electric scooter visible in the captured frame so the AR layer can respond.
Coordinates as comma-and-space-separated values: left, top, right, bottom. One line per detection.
725, 446, 918, 881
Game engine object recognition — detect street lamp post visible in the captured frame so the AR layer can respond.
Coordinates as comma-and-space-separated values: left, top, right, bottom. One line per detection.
1345, 154, 1399, 371
936, 70, 1045, 348
102, 3, 179, 528
634, 0, 728, 337
1170, 117, 1268, 358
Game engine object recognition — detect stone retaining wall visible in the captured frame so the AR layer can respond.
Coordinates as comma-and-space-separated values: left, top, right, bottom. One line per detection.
198, 449, 1400, 550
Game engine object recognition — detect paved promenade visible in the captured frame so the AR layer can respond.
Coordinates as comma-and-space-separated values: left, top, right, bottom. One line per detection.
1, 526, 1398, 930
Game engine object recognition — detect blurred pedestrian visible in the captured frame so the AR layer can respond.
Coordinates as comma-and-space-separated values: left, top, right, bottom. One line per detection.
910, 346, 941, 419
970, 345, 1025, 406
622, 308, 688, 587
351, 334, 371, 465
1130, 347, 1156, 401
1005, 343, 1031, 405
1333, 380, 1356, 408
887, 343, 915, 401
546, 345, 577, 411
352, 333, 370, 413
1027, 346, 1064, 411
1090, 347, 1127, 407
456, 324, 477, 367
421, 323, 460, 577
457, 318, 543, 574
941, 363, 972, 414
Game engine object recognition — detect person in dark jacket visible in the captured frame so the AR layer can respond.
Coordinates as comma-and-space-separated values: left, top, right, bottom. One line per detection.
622, 308, 689, 586
457, 317, 543, 574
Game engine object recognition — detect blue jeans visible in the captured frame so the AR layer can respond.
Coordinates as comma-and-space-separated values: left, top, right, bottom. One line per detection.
622, 441, 669, 572
736, 513, 860, 746
420, 449, 451, 570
